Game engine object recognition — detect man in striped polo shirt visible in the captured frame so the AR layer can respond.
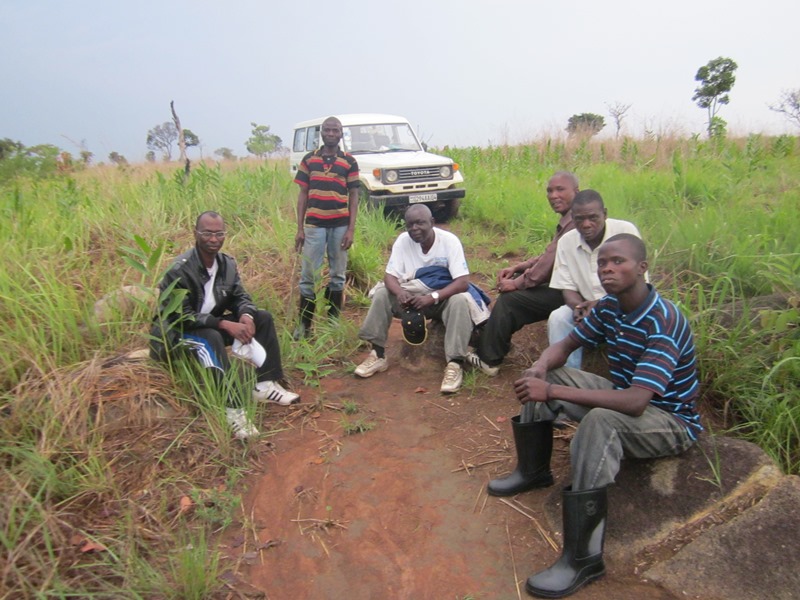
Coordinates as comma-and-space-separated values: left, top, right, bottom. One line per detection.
293, 116, 360, 339
490, 233, 702, 598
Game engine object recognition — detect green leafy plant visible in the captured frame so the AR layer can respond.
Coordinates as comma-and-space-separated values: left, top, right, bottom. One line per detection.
340, 416, 375, 435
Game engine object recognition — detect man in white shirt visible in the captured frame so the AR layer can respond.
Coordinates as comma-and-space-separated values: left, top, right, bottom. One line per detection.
548, 190, 644, 368
354, 204, 487, 394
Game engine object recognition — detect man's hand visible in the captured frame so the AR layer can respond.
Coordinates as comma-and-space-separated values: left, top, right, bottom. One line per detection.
407, 293, 435, 310
521, 360, 548, 381
220, 320, 253, 344
497, 266, 516, 283
294, 230, 305, 253
239, 314, 256, 339
341, 229, 354, 250
572, 300, 598, 323
497, 278, 518, 293
513, 373, 550, 405
395, 289, 415, 307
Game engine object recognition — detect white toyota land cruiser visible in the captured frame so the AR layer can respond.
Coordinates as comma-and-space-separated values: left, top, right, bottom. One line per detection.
290, 113, 465, 222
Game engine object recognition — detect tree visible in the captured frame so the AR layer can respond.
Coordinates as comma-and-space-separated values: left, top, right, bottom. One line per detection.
692, 57, 738, 137
146, 122, 178, 160
769, 88, 800, 129
145, 151, 156, 163
246, 122, 282, 158
108, 152, 128, 166
566, 113, 605, 137
0, 138, 23, 161
183, 129, 200, 149
606, 101, 632, 138
215, 147, 237, 160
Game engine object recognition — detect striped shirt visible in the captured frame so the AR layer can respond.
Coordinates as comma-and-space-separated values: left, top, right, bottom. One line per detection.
295, 149, 360, 228
571, 285, 703, 437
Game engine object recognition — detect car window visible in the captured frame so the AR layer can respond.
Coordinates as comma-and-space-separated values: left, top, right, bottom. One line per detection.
306, 126, 319, 151
342, 123, 421, 153
293, 128, 306, 153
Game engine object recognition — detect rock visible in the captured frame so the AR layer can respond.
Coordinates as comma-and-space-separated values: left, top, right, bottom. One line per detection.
644, 475, 800, 600
542, 435, 782, 562
93, 285, 157, 325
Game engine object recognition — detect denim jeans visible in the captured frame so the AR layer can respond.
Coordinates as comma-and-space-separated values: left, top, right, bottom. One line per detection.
521, 367, 696, 490
548, 304, 583, 369
299, 225, 348, 298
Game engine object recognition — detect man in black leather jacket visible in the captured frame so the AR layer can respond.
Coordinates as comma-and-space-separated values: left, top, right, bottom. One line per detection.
150, 211, 299, 439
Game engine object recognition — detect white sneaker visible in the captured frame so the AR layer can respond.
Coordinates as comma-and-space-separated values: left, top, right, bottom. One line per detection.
253, 381, 300, 406
225, 408, 259, 440
354, 349, 388, 378
465, 351, 499, 377
440, 362, 463, 394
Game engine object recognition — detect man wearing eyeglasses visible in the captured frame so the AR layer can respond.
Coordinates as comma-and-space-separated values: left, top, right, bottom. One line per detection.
150, 211, 300, 440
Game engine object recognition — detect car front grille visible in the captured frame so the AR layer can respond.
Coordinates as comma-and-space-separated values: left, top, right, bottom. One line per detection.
396, 166, 447, 182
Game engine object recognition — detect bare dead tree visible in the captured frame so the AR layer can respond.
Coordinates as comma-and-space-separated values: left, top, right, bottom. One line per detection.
769, 89, 800, 129
606, 101, 632, 138
170, 100, 190, 177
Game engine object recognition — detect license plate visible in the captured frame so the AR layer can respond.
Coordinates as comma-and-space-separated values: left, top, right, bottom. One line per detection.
409, 192, 437, 204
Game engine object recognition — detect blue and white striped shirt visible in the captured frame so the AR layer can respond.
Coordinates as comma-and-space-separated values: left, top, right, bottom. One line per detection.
571, 285, 703, 438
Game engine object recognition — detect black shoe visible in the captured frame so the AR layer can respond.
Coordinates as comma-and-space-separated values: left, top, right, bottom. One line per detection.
487, 416, 554, 496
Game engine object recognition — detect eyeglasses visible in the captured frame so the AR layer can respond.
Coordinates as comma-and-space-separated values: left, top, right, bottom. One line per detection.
196, 230, 226, 240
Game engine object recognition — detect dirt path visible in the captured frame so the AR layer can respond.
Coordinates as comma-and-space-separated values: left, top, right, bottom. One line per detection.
223, 322, 677, 599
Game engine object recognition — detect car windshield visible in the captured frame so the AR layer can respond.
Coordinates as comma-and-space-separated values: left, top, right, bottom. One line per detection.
343, 123, 421, 153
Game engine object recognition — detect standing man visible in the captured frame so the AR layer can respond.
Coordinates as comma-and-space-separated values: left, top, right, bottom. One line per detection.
466, 171, 579, 376
547, 189, 643, 369
354, 204, 489, 394
492, 234, 702, 597
293, 116, 360, 339
150, 211, 300, 440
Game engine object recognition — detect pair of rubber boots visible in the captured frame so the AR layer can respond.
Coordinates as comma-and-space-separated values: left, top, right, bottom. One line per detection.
488, 416, 607, 598
293, 289, 343, 341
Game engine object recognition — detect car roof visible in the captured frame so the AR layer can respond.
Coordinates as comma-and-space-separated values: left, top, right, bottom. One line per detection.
292, 114, 410, 129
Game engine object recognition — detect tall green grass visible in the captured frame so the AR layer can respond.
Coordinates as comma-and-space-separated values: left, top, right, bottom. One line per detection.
1, 135, 798, 596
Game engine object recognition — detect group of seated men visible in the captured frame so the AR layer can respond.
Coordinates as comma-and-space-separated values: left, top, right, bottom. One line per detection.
149, 171, 702, 598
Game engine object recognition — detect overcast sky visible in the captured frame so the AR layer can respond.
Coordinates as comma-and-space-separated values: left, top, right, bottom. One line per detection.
2, 0, 798, 162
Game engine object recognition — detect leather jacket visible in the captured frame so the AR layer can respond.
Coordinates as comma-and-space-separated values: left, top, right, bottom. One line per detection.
149, 246, 257, 358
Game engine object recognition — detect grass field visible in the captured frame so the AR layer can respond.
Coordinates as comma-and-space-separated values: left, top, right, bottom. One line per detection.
1, 133, 797, 596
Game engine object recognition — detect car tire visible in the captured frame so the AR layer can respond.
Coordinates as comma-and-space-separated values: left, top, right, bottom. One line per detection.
432, 198, 460, 223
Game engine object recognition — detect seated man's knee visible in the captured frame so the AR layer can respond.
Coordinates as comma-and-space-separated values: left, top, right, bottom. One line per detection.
579, 407, 620, 434
372, 286, 390, 302
547, 304, 571, 327
447, 292, 471, 309
254, 309, 273, 328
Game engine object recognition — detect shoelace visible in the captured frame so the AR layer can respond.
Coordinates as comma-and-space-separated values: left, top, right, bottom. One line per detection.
443, 364, 461, 383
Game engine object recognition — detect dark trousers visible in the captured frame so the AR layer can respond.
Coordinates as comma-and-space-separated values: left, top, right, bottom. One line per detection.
188, 309, 284, 382
478, 285, 564, 365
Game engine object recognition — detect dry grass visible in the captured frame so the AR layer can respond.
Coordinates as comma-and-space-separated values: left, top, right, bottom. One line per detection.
0, 353, 299, 597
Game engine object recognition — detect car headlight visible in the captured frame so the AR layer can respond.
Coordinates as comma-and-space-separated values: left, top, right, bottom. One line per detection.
384, 169, 398, 183
439, 165, 452, 178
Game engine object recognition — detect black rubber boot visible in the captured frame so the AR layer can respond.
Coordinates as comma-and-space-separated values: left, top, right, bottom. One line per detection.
324, 288, 344, 320
487, 416, 554, 496
526, 486, 607, 598
293, 295, 315, 341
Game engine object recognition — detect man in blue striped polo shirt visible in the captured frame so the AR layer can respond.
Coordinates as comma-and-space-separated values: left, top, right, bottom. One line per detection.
489, 233, 702, 598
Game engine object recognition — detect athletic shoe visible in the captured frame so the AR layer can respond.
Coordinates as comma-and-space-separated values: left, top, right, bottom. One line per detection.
440, 362, 463, 394
253, 381, 300, 406
225, 408, 259, 440
465, 351, 499, 377
354, 349, 388, 378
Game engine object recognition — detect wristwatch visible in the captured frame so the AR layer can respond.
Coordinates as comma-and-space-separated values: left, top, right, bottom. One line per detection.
431, 291, 440, 305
